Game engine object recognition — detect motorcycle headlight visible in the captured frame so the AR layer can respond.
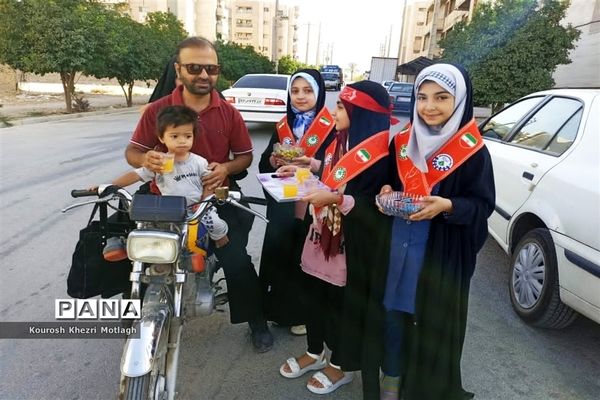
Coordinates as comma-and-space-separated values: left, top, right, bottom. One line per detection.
126, 230, 180, 264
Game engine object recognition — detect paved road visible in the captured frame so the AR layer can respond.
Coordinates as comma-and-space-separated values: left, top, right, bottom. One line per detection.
0, 100, 599, 400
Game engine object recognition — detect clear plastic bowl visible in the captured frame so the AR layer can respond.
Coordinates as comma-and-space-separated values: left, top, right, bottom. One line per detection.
376, 191, 425, 219
273, 143, 304, 161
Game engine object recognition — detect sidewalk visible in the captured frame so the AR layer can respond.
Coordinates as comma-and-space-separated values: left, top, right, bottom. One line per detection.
0, 82, 493, 128
0, 82, 151, 127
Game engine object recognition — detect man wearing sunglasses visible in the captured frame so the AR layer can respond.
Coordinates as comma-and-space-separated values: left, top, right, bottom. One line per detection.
125, 37, 274, 353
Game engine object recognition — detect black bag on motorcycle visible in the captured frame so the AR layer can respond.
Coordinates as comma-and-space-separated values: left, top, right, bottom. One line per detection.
67, 201, 133, 299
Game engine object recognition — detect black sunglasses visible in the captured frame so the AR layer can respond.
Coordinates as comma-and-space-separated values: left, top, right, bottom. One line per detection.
179, 63, 221, 75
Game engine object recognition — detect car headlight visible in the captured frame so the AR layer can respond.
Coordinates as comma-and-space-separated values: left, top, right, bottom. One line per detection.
126, 230, 180, 264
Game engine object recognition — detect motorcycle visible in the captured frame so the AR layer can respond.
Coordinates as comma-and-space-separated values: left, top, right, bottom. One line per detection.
63, 185, 268, 400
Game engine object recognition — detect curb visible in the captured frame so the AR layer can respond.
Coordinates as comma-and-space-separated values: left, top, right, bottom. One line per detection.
1, 106, 141, 128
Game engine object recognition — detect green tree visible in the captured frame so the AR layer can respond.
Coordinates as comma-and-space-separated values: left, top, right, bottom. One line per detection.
440, 0, 580, 112
214, 40, 273, 89
0, 0, 112, 112
277, 55, 301, 75
88, 11, 186, 106
277, 55, 317, 74
144, 11, 188, 68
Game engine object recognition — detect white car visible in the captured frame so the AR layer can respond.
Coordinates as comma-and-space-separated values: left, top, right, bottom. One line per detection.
381, 80, 396, 90
222, 73, 291, 123
481, 89, 600, 328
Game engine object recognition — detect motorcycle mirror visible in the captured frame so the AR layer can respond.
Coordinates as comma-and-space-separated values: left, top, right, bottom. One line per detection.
215, 186, 229, 201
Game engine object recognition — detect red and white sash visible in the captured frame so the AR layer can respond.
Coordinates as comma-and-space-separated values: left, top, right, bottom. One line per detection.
322, 130, 389, 190
394, 119, 483, 196
276, 108, 335, 158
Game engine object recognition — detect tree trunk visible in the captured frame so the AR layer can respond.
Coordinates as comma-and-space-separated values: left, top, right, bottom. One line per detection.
119, 81, 133, 107
127, 83, 134, 107
60, 71, 75, 113
491, 102, 504, 114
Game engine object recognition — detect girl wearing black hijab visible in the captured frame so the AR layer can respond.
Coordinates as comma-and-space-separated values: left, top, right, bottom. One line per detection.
378, 64, 495, 400
278, 81, 393, 395
258, 69, 334, 334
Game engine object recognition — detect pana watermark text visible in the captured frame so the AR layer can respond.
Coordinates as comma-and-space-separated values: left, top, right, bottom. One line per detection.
55, 299, 141, 319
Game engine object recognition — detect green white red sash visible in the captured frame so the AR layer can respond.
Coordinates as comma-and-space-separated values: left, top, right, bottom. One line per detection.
276, 108, 334, 158
322, 130, 389, 190
394, 118, 483, 196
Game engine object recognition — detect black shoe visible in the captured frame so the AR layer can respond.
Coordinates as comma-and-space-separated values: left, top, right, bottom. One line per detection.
462, 390, 475, 399
249, 320, 274, 353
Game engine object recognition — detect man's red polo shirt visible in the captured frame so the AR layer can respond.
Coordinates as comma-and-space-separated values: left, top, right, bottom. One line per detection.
130, 85, 253, 164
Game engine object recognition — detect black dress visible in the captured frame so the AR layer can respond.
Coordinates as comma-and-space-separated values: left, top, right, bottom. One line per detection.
336, 156, 393, 396
379, 146, 495, 400
257, 130, 334, 326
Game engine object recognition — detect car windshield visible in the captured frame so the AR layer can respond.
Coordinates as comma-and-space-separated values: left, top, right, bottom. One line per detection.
321, 73, 339, 80
389, 83, 413, 94
232, 75, 288, 90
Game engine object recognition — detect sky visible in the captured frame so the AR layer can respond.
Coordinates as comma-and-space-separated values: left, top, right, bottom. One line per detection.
280, 0, 408, 74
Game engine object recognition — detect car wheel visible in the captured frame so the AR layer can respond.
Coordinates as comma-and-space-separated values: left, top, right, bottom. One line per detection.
508, 228, 577, 329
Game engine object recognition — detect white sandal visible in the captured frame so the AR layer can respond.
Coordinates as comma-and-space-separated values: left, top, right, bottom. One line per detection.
290, 324, 307, 336
279, 351, 326, 379
306, 364, 354, 395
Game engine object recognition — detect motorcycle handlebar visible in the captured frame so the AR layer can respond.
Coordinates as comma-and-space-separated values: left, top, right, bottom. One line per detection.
71, 189, 98, 198
240, 196, 267, 206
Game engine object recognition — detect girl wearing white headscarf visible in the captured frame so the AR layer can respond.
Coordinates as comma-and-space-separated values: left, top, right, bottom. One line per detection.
377, 64, 495, 400
258, 69, 335, 336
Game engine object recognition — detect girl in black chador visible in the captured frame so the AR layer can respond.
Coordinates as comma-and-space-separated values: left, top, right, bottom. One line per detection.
258, 69, 334, 335
378, 63, 495, 400
278, 81, 393, 396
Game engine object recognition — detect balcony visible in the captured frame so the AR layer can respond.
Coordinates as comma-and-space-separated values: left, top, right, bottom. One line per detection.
455, 0, 471, 12
443, 10, 467, 31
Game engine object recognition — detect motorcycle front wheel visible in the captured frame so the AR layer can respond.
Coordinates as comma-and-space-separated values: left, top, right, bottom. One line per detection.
123, 374, 150, 400
123, 373, 166, 400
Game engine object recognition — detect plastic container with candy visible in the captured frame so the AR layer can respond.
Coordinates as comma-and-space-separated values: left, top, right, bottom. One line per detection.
273, 143, 305, 162
375, 191, 425, 219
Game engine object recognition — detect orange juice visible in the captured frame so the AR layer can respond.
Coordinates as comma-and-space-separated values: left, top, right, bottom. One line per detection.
283, 183, 298, 198
295, 168, 311, 183
162, 153, 175, 173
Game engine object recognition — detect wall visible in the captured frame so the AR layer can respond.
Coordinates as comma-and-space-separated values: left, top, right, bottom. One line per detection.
0, 65, 18, 97
553, 0, 600, 88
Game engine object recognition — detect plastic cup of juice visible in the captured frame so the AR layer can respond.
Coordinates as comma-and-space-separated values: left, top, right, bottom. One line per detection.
302, 176, 319, 192
283, 183, 299, 198
295, 168, 311, 183
162, 153, 175, 173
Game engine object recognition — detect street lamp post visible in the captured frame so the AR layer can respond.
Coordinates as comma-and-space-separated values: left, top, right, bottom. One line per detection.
272, 0, 280, 73
305, 23, 311, 64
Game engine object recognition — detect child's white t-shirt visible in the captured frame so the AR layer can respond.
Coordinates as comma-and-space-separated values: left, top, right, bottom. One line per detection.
135, 153, 228, 240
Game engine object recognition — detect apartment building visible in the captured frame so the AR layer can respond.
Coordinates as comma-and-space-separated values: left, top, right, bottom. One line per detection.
100, 0, 199, 36
228, 0, 299, 60
99, 0, 299, 59
399, 0, 477, 64
553, 0, 600, 88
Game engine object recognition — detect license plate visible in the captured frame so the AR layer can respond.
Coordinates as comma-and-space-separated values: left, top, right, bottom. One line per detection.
238, 97, 263, 105
397, 97, 411, 102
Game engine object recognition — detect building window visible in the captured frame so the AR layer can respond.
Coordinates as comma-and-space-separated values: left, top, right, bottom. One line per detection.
414, 36, 423, 51
264, 7, 269, 12
235, 32, 253, 40
417, 21, 424, 26
418, 7, 426, 12
235, 19, 253, 28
